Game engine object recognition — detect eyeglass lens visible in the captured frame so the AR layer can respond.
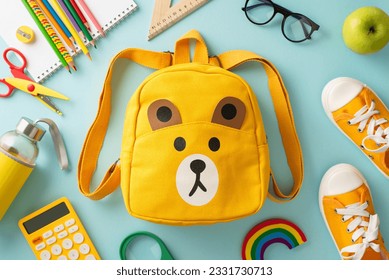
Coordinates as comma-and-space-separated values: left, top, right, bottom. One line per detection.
245, 0, 275, 24
283, 15, 313, 42
245, 0, 314, 42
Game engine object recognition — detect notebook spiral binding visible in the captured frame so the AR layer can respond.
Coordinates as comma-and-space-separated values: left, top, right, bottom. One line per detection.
37, 3, 138, 83
97, 4, 138, 38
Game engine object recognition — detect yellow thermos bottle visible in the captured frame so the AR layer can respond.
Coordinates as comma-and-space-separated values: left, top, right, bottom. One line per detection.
0, 117, 68, 220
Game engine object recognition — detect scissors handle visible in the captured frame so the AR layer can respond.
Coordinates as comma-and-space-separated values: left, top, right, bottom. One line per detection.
0, 79, 14, 97
3, 48, 29, 80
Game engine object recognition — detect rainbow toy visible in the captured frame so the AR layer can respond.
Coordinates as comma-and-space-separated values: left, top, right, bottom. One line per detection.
242, 218, 307, 260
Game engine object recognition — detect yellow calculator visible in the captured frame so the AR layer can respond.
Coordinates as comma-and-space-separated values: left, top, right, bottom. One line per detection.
18, 197, 101, 260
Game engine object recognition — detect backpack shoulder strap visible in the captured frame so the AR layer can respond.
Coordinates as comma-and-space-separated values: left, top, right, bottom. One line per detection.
77, 48, 173, 200
215, 50, 304, 202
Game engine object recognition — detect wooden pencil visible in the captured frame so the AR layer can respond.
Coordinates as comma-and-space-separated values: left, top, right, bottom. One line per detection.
57, 0, 86, 42
76, 0, 105, 37
69, 0, 91, 32
64, 0, 96, 48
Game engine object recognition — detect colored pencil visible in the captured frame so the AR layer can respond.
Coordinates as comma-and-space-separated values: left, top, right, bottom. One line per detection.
63, 0, 96, 48
76, 0, 105, 37
21, 0, 71, 72
29, 0, 76, 71
49, 0, 91, 60
69, 0, 90, 32
42, 0, 76, 46
37, 0, 76, 52
57, 0, 86, 41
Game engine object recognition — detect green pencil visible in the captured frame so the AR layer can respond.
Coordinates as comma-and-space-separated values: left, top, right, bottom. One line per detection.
21, 0, 70, 73
63, 0, 96, 48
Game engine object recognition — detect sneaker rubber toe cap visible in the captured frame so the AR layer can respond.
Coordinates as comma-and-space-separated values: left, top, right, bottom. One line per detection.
319, 163, 364, 198
322, 77, 364, 114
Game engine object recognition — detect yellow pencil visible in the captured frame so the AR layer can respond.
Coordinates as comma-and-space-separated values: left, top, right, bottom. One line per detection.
49, 0, 91, 60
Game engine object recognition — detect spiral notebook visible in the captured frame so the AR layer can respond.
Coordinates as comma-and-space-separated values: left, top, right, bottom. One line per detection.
0, 0, 137, 83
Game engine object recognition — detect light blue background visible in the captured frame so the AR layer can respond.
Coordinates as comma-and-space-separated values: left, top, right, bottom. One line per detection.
0, 0, 389, 260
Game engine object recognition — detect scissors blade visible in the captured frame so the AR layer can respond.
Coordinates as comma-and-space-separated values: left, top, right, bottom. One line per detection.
36, 95, 64, 116
4, 77, 69, 100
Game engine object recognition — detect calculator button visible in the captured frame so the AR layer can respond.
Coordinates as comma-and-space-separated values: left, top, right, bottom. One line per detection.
35, 242, 46, 251
40, 250, 51, 260
62, 239, 73, 250
73, 233, 84, 244
65, 218, 75, 227
58, 230, 68, 239
57, 255, 67, 260
54, 224, 65, 232
68, 249, 79, 260
68, 225, 79, 234
46, 236, 56, 245
85, 254, 96, 260
51, 244, 62, 256
42, 230, 53, 239
32, 236, 43, 244
79, 244, 90, 255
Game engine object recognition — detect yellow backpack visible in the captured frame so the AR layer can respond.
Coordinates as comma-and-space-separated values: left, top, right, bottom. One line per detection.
78, 30, 304, 225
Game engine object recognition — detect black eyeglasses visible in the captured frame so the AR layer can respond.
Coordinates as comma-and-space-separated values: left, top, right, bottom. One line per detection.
242, 0, 320, 43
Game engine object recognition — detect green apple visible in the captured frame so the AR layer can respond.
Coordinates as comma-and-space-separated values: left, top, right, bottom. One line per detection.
342, 6, 389, 54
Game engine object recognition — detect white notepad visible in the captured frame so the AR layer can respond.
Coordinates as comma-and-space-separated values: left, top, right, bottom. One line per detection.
0, 0, 137, 83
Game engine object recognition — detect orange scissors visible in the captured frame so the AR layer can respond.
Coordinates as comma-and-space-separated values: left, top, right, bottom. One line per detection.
0, 48, 69, 115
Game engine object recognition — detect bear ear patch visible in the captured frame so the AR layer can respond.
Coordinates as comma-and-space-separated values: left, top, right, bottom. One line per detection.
148, 99, 182, 130
212, 97, 246, 129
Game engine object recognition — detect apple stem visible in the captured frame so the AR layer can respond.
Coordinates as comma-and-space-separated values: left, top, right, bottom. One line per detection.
368, 26, 376, 35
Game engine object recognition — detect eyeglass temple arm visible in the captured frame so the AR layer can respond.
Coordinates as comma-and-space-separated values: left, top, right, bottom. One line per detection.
297, 15, 320, 39
275, 3, 320, 33
300, 17, 311, 39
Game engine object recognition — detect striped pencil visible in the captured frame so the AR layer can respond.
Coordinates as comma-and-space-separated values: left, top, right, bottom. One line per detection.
50, 0, 91, 60
36, 0, 76, 52
38, 0, 76, 52
21, 0, 71, 73
29, 0, 76, 71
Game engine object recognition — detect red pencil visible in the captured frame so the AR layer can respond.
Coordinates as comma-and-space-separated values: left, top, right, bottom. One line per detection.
69, 0, 91, 32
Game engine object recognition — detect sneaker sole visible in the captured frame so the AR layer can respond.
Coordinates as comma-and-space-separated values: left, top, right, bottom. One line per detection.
321, 77, 389, 179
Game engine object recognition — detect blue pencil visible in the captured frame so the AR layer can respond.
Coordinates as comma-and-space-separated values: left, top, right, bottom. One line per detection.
42, 0, 75, 45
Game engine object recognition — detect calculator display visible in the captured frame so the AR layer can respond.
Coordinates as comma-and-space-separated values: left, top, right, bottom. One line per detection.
23, 202, 70, 234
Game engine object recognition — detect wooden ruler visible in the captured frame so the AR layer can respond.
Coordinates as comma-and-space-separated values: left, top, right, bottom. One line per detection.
148, 0, 209, 40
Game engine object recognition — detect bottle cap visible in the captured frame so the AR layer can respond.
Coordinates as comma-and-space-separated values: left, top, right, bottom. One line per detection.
16, 117, 45, 141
